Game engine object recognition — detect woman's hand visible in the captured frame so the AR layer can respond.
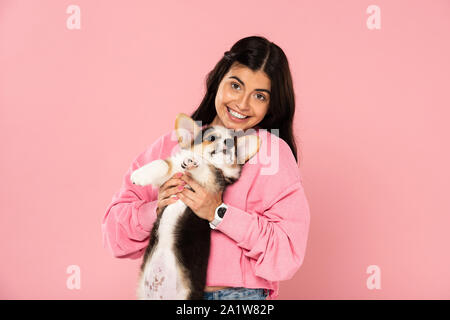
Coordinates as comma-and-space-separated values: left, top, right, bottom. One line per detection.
178, 172, 223, 222
156, 172, 186, 216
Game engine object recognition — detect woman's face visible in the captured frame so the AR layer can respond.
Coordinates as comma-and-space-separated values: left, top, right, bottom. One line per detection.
211, 62, 271, 131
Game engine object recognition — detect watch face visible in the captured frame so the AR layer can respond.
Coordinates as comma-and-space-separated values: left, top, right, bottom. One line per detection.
217, 207, 227, 218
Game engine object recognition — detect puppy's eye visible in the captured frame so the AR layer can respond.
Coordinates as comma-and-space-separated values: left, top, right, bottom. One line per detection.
207, 135, 216, 142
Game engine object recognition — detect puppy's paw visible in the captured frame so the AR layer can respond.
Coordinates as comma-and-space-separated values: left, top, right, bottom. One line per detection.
130, 160, 169, 186
181, 157, 199, 170
130, 167, 151, 186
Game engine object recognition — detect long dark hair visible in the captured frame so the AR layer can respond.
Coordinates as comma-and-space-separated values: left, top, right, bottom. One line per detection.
190, 36, 300, 164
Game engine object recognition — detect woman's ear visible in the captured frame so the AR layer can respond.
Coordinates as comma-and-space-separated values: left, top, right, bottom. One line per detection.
175, 113, 202, 149
236, 135, 261, 164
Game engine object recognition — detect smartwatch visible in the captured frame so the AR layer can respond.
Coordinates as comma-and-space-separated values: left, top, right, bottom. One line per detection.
209, 202, 228, 229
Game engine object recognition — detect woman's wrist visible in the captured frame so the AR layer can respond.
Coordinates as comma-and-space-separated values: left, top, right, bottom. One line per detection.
208, 200, 223, 222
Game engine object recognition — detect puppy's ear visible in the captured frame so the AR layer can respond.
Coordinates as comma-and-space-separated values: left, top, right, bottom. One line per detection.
236, 135, 261, 164
175, 113, 202, 149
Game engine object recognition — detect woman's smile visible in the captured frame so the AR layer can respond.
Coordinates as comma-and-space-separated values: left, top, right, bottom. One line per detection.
226, 106, 249, 122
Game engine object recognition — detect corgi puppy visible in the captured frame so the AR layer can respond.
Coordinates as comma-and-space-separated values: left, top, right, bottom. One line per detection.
130, 113, 260, 300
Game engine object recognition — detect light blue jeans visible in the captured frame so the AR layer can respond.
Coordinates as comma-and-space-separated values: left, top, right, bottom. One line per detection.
203, 287, 268, 300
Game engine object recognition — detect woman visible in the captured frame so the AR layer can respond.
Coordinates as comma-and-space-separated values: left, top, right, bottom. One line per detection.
102, 36, 310, 300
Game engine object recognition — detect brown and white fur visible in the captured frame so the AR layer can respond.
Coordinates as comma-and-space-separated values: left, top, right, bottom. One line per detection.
130, 113, 260, 300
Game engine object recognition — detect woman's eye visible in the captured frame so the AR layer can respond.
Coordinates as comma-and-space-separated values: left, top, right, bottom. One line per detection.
256, 93, 266, 101
231, 82, 240, 90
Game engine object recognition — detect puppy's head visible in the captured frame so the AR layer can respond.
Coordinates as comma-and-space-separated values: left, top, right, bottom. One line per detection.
174, 113, 260, 169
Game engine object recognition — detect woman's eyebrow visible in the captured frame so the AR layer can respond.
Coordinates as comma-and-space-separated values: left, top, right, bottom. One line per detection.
228, 76, 271, 95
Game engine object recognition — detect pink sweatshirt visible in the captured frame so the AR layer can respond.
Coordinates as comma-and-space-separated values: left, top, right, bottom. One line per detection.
102, 128, 310, 299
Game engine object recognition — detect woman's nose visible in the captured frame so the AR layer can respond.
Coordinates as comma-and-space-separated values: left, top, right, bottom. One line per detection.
236, 93, 251, 111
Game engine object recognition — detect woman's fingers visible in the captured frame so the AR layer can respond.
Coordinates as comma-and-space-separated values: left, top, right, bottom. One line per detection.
161, 182, 186, 199
180, 173, 201, 193
160, 177, 183, 190
161, 196, 179, 207
156, 173, 185, 215
179, 187, 196, 201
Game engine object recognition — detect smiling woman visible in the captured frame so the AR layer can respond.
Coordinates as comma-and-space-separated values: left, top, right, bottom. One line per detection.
102, 36, 310, 301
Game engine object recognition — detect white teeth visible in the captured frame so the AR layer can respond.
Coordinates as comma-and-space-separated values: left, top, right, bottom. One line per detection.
227, 107, 247, 119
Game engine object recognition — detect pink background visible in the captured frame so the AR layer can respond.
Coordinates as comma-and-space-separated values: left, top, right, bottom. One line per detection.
1, 0, 449, 299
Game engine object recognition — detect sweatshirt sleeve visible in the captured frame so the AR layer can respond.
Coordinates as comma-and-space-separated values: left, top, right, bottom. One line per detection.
101, 134, 165, 259
215, 139, 311, 282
